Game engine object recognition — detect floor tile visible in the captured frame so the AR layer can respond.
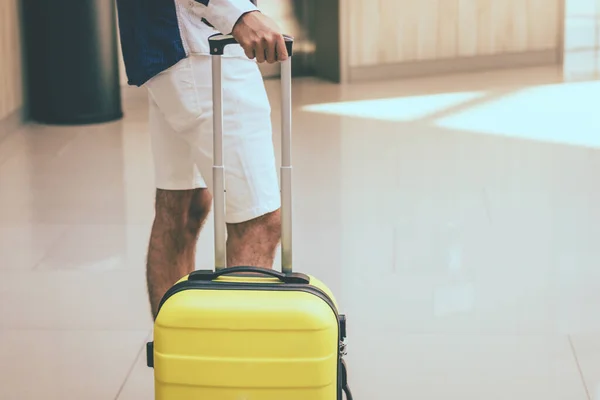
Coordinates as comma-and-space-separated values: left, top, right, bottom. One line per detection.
0, 224, 67, 270
343, 333, 588, 400
116, 333, 155, 400
0, 270, 153, 330
570, 334, 600, 400
35, 224, 151, 271
0, 329, 148, 400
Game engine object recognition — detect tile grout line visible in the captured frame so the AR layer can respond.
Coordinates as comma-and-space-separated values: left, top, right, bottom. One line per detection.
114, 331, 151, 400
569, 335, 592, 400
31, 225, 70, 271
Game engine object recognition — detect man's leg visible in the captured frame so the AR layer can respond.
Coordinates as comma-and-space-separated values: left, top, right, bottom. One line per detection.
146, 188, 212, 319
143, 77, 212, 319
226, 209, 281, 268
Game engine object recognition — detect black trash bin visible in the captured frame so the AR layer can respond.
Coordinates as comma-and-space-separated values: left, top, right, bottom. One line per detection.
21, 0, 123, 125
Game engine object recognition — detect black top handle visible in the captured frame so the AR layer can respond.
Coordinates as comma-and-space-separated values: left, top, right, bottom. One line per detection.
209, 33, 294, 56
189, 266, 310, 284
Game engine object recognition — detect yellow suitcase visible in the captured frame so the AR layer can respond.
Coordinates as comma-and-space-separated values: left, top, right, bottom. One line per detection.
146, 34, 353, 399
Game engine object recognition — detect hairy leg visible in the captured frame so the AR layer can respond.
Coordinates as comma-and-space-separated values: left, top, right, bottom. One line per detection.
147, 188, 212, 319
226, 209, 281, 269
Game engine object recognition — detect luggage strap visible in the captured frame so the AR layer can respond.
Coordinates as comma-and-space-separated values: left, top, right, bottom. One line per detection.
341, 358, 353, 400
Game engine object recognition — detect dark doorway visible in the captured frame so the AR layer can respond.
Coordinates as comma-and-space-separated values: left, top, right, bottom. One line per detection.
258, 0, 340, 82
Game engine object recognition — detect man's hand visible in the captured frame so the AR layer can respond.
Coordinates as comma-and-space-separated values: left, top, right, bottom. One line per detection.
232, 11, 288, 64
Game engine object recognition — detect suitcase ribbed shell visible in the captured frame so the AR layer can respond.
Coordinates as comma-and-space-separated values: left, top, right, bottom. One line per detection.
152, 274, 340, 400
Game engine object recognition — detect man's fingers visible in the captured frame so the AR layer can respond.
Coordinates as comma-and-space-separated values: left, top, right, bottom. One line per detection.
264, 35, 278, 63
235, 31, 287, 64
239, 38, 255, 60
255, 38, 266, 63
232, 11, 289, 63
243, 45, 255, 60
275, 35, 288, 62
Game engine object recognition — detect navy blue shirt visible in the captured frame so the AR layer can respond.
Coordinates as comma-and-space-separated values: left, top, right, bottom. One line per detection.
115, 0, 258, 86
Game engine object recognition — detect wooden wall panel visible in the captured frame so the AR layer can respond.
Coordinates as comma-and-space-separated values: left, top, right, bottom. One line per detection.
475, 0, 495, 55
348, 0, 381, 66
527, 0, 561, 50
396, 0, 419, 62
347, 0, 562, 67
0, 0, 23, 120
437, 0, 459, 59
417, 0, 441, 60
458, 0, 478, 57
490, 0, 514, 53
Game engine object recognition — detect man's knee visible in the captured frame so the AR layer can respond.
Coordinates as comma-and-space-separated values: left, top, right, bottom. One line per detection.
188, 188, 212, 233
227, 209, 281, 243
155, 189, 190, 223
154, 188, 210, 233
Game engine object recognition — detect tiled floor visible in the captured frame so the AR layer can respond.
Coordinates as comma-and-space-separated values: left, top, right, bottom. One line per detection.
1, 64, 600, 399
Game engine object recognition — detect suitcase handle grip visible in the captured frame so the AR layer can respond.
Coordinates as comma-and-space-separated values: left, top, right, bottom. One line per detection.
208, 33, 294, 56
189, 266, 310, 284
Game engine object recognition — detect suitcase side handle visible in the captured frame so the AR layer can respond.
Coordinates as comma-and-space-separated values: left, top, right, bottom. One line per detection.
208, 33, 294, 56
189, 266, 310, 284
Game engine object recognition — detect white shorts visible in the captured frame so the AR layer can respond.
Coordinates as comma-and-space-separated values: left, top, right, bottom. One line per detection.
145, 54, 281, 224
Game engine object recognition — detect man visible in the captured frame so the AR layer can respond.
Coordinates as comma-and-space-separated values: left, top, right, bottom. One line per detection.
115, 0, 287, 319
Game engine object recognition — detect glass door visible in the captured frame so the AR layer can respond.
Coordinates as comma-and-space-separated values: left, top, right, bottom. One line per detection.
562, 0, 600, 80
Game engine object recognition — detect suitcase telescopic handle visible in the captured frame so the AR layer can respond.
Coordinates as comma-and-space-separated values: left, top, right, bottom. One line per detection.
189, 266, 310, 284
210, 33, 295, 274
208, 33, 294, 56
